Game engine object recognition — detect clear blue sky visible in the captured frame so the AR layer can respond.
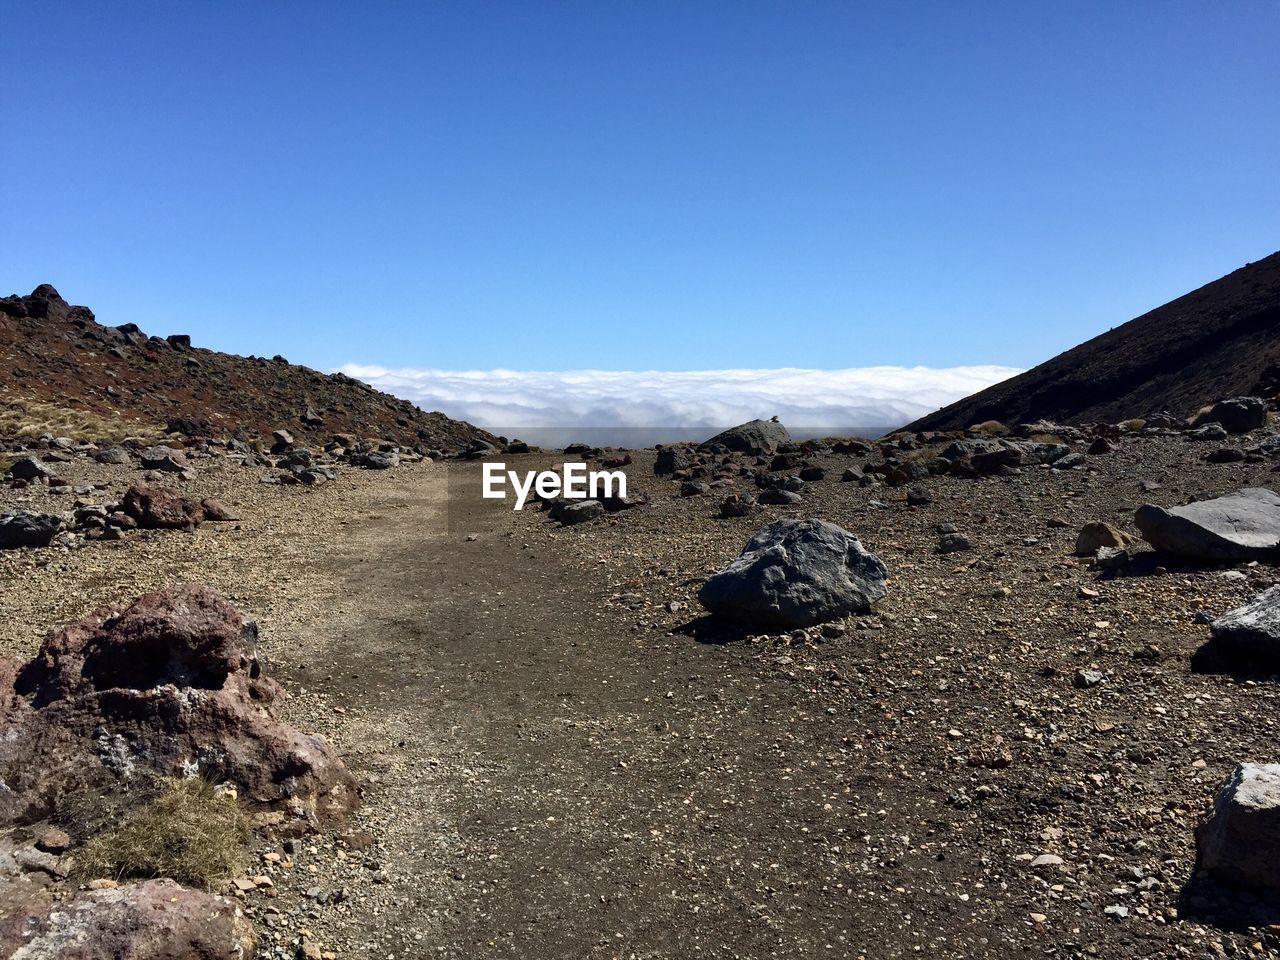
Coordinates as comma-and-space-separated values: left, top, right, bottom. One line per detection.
2, 1, 1277, 373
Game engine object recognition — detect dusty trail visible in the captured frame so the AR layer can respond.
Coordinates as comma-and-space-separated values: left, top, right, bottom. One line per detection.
301, 462, 1000, 960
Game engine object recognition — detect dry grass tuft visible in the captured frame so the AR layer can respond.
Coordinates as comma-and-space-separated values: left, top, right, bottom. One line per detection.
0, 391, 156, 441
77, 778, 250, 890
967, 420, 1009, 436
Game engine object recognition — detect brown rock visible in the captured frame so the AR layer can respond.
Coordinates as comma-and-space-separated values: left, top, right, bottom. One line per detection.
0, 586, 358, 828
120, 485, 203, 529
1074, 522, 1131, 557
0, 878, 255, 959
200, 498, 240, 522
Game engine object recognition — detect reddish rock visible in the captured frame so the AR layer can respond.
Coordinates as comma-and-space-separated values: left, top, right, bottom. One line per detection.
106, 511, 138, 530
0, 878, 255, 959
200, 498, 240, 522
0, 585, 358, 828
120, 485, 203, 529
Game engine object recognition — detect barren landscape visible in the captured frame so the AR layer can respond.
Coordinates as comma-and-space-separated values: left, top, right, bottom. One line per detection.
8, 407, 1280, 958
8, 6, 1278, 957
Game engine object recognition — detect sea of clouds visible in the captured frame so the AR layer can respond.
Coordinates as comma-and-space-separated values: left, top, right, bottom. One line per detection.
337, 364, 1020, 446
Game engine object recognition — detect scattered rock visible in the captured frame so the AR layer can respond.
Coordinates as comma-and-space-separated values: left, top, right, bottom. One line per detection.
698, 518, 887, 628
758, 488, 802, 506
139, 446, 190, 473
1210, 586, 1280, 662
1198, 763, 1280, 891
93, 447, 131, 466
200, 498, 240, 522
120, 485, 203, 530
718, 494, 758, 519
0, 513, 63, 550
7, 457, 51, 482
1095, 546, 1129, 570
906, 486, 932, 507
1053, 452, 1086, 470
558, 500, 605, 525
937, 533, 973, 554
1189, 423, 1229, 441
1135, 488, 1280, 562
699, 419, 791, 456
1074, 522, 1131, 557
1198, 396, 1268, 434
353, 451, 399, 470
653, 446, 695, 476
1073, 669, 1105, 689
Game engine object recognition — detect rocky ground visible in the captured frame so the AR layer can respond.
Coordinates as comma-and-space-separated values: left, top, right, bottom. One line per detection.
5, 421, 1280, 958
0, 283, 491, 448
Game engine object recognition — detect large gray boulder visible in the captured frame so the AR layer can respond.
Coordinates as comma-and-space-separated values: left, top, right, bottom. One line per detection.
698, 518, 887, 628
1198, 396, 1268, 435
1198, 763, 1280, 890
1211, 586, 1280, 661
700, 419, 791, 455
1134, 488, 1280, 562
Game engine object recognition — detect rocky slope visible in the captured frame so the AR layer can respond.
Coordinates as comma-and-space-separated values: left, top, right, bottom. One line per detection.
908, 251, 1280, 431
0, 284, 493, 450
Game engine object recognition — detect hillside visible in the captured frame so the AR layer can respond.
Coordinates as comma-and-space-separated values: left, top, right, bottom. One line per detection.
907, 251, 1280, 431
0, 284, 491, 448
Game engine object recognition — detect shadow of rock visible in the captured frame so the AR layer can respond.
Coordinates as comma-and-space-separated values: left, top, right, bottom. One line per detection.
1095, 549, 1250, 581
1189, 639, 1280, 681
672, 614, 756, 646
1180, 870, 1280, 936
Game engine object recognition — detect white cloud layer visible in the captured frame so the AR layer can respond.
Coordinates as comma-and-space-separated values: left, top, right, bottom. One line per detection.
337, 364, 1020, 445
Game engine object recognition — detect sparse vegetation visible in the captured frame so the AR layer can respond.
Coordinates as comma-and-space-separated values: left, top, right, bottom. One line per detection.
77, 778, 249, 890
0, 391, 152, 441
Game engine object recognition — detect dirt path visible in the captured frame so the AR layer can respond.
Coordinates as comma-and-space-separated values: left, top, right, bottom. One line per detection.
296, 462, 1007, 960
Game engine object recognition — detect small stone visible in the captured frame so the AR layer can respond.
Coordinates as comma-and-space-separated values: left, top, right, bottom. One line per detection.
35, 828, 71, 854
1073, 669, 1105, 689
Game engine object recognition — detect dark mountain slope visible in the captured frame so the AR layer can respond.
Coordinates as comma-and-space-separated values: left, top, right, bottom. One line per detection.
0, 284, 493, 448
907, 252, 1280, 431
